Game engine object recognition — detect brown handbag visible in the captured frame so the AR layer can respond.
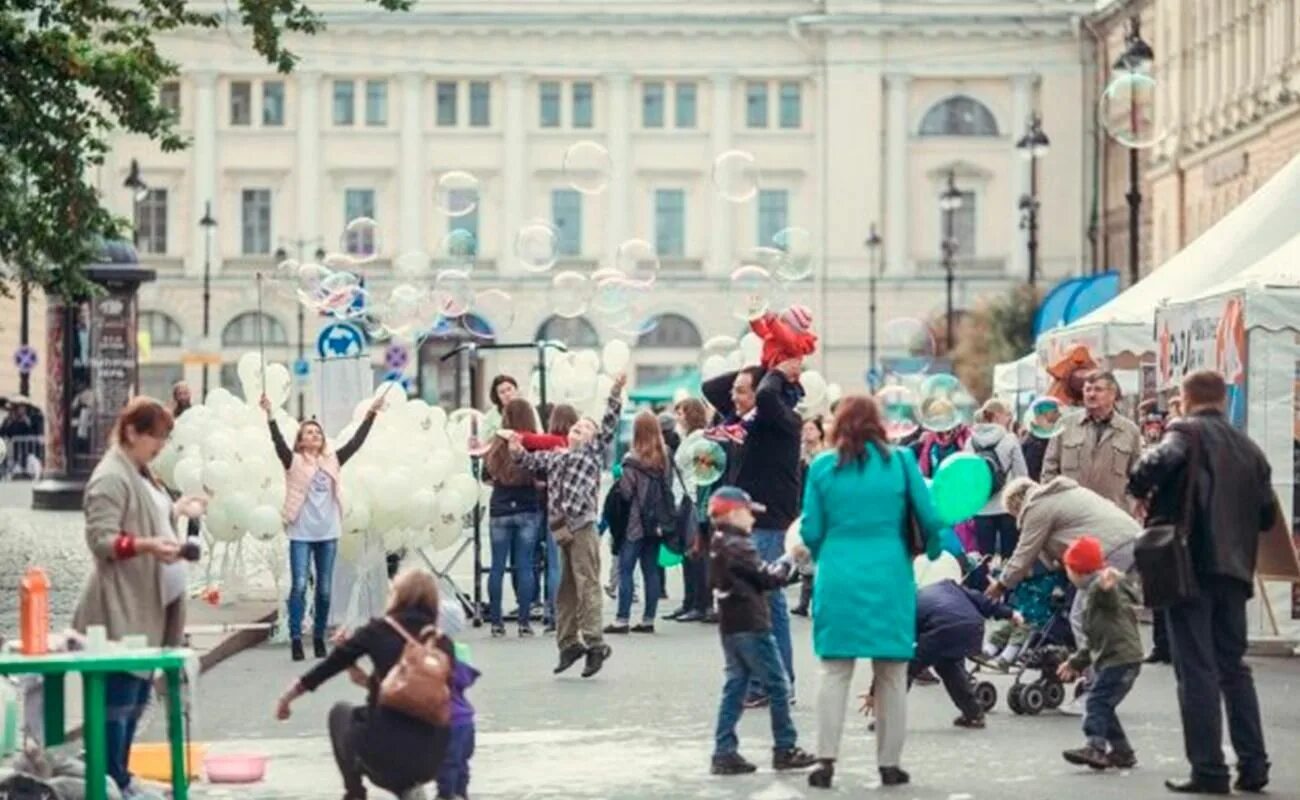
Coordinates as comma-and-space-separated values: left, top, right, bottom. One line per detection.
378, 616, 452, 726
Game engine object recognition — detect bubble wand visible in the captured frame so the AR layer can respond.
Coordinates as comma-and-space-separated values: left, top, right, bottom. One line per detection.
255, 272, 267, 392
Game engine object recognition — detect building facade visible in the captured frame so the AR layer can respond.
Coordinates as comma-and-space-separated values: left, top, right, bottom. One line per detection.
93, 0, 1094, 410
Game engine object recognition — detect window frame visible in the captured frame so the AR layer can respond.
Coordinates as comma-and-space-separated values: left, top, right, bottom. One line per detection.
229, 80, 252, 126
745, 81, 769, 128
159, 81, 181, 119
757, 189, 789, 247
674, 81, 697, 128
778, 81, 802, 129
262, 81, 285, 127
642, 81, 665, 128
539, 81, 562, 128
469, 81, 491, 127
343, 188, 377, 256
572, 81, 594, 129
139, 311, 184, 347
135, 188, 168, 255
332, 80, 356, 126
918, 95, 1000, 137
436, 81, 458, 127
240, 188, 273, 256
653, 188, 686, 259
364, 79, 389, 127
551, 188, 583, 257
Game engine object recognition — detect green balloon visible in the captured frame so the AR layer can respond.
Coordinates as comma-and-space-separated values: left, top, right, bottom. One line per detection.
930, 453, 993, 525
658, 542, 684, 568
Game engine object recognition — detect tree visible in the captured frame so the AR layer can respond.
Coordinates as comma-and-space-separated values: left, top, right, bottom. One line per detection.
948, 284, 1040, 400
0, 0, 409, 299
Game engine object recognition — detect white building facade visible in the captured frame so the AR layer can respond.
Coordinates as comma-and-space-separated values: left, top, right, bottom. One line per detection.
102, 0, 1096, 408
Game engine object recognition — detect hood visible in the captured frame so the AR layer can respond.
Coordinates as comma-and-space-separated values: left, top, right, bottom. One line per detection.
622, 455, 664, 477
1028, 476, 1080, 502
970, 424, 1010, 449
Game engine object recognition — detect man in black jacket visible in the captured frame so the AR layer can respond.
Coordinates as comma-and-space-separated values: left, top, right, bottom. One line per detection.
1127, 370, 1274, 796
703, 361, 803, 703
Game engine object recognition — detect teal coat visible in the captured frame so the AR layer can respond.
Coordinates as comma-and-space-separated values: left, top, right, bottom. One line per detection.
801, 446, 944, 660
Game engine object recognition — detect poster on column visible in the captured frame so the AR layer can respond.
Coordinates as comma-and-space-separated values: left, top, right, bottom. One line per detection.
1155, 293, 1247, 427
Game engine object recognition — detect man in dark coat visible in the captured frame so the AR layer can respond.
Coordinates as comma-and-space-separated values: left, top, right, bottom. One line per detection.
1127, 370, 1275, 795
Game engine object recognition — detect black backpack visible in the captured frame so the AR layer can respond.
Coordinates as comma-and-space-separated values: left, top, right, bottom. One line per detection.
973, 439, 1009, 496
602, 484, 632, 555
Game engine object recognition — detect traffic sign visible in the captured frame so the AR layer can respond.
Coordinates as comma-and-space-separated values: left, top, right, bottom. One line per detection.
384, 343, 409, 372
293, 358, 311, 377
13, 345, 37, 375
316, 322, 366, 359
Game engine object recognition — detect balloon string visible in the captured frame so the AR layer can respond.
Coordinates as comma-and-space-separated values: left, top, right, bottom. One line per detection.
255, 272, 268, 393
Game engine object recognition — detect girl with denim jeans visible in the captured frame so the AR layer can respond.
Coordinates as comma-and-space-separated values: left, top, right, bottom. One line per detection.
265, 394, 379, 662
482, 398, 545, 637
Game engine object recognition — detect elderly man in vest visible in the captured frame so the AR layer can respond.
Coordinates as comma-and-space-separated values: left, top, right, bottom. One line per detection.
1041, 370, 1142, 513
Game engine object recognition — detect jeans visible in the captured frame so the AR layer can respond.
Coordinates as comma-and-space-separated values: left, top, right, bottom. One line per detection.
288, 538, 339, 641
543, 530, 561, 625
682, 551, 712, 614
488, 511, 542, 627
1082, 663, 1141, 752
436, 723, 476, 799
616, 536, 661, 623
714, 632, 796, 757
105, 673, 152, 790
908, 657, 982, 720
748, 528, 793, 697
971, 513, 1019, 587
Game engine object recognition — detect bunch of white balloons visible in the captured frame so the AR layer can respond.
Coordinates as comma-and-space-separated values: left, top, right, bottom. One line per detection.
528, 339, 632, 421
696, 331, 842, 417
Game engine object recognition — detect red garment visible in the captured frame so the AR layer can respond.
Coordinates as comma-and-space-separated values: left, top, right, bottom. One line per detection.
520, 432, 567, 451
1064, 535, 1106, 574
749, 313, 817, 370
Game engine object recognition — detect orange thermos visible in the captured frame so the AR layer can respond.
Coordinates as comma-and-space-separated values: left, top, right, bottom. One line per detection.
19, 567, 49, 655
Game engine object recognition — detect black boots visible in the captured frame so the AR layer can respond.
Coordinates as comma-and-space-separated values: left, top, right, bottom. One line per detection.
291, 639, 305, 662
313, 637, 327, 658
808, 759, 835, 788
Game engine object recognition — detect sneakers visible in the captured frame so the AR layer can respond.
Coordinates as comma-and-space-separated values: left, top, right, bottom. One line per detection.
879, 766, 910, 786
808, 759, 835, 789
543, 621, 557, 635
790, 605, 809, 617
518, 625, 535, 638
290, 639, 305, 662
553, 644, 587, 675
711, 752, 757, 775
630, 623, 655, 634
913, 668, 939, 686
772, 746, 817, 771
603, 623, 630, 634
1063, 745, 1111, 770
581, 643, 612, 678
676, 610, 704, 622
663, 607, 686, 621
953, 715, 986, 729
490, 623, 507, 638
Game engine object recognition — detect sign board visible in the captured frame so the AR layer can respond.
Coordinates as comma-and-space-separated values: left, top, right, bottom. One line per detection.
317, 322, 366, 359
312, 354, 372, 437
89, 292, 137, 456
1155, 292, 1247, 425
13, 344, 38, 375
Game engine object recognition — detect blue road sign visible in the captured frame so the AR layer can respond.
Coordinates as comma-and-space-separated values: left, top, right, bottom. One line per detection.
316, 322, 366, 359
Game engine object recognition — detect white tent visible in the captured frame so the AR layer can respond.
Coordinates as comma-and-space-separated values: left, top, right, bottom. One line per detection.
993, 353, 1039, 417
1039, 152, 1300, 361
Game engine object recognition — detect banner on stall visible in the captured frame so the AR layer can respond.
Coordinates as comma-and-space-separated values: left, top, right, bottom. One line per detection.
1156, 293, 1247, 425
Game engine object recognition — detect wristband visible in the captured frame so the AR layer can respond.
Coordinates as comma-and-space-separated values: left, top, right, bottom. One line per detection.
113, 533, 137, 559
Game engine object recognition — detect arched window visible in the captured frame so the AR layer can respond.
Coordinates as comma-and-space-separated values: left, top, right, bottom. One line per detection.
139, 311, 183, 347
222, 312, 288, 347
536, 315, 600, 348
919, 95, 999, 137
637, 313, 701, 348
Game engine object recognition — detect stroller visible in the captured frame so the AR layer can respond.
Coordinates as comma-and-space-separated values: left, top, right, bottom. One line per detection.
1002, 578, 1076, 715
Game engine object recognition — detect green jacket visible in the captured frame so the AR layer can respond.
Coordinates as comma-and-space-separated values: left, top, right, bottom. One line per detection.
1068, 572, 1144, 671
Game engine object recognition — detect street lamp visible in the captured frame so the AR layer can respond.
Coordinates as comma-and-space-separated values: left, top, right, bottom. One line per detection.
123, 160, 149, 248
864, 224, 883, 383
938, 171, 963, 352
273, 240, 325, 419
198, 202, 217, 397
1016, 113, 1050, 288
1115, 16, 1153, 285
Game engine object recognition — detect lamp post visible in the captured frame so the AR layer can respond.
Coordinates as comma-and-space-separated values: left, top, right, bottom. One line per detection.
938, 171, 963, 352
123, 159, 149, 249
198, 201, 217, 397
1016, 113, 1050, 288
1115, 16, 1154, 286
864, 223, 882, 382
273, 240, 326, 419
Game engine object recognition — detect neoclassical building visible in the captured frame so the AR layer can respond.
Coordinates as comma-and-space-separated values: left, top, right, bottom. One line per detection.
90, 0, 1095, 408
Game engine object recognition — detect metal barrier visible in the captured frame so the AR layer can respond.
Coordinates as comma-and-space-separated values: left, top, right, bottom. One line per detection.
0, 435, 44, 480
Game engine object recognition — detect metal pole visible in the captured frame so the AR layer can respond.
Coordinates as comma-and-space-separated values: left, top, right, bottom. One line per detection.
201, 201, 213, 398
1127, 147, 1141, 285
18, 278, 30, 396
944, 210, 956, 352
296, 241, 306, 419
1027, 155, 1040, 288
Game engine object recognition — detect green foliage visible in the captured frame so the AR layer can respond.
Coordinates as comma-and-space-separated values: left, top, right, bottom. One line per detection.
950, 284, 1041, 400
0, 0, 410, 299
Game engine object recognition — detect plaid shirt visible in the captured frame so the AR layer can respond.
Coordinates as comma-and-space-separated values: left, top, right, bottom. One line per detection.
516, 391, 622, 531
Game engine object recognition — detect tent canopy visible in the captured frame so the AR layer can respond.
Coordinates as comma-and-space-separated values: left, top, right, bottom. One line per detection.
629, 370, 700, 404
993, 353, 1038, 396
1174, 228, 1300, 333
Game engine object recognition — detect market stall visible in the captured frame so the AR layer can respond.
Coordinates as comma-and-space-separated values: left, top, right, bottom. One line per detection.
992, 353, 1039, 418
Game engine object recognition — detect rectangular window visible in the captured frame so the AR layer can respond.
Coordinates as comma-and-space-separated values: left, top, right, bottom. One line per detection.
332, 80, 355, 126
365, 79, 388, 126
159, 82, 181, 118
757, 190, 788, 247
654, 189, 686, 258
642, 82, 665, 128
551, 189, 582, 256
779, 81, 802, 129
448, 192, 479, 257
135, 189, 168, 255
572, 81, 594, 128
344, 189, 376, 255
675, 82, 697, 128
230, 81, 251, 126
745, 81, 768, 128
945, 191, 977, 259
262, 81, 285, 126
436, 81, 458, 126
469, 81, 491, 127
539, 81, 561, 128
240, 188, 272, 255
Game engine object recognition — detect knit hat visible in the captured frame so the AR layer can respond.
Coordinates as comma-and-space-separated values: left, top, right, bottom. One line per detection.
708, 486, 766, 519
781, 304, 813, 333
1063, 535, 1106, 575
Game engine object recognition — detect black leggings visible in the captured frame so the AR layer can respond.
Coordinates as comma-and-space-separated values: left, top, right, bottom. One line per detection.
329, 702, 443, 797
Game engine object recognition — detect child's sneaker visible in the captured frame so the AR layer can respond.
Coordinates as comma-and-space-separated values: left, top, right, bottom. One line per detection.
772, 747, 817, 771
711, 752, 758, 775
1063, 745, 1111, 770
953, 715, 986, 729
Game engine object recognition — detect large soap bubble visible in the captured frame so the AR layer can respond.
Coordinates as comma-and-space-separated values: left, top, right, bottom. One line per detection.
712, 150, 760, 203
917, 374, 976, 433
563, 140, 613, 196
1100, 71, 1162, 149
727, 265, 775, 321
676, 432, 728, 486
877, 385, 920, 441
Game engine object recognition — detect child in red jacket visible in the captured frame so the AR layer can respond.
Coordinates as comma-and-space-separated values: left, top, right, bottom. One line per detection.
706, 306, 817, 445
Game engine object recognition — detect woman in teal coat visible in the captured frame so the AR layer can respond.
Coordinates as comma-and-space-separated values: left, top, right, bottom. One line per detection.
800, 394, 944, 790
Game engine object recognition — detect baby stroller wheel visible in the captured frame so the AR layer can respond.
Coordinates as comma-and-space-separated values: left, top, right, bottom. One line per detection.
1007, 684, 1025, 715
1020, 682, 1046, 715
1043, 681, 1066, 709
974, 681, 998, 713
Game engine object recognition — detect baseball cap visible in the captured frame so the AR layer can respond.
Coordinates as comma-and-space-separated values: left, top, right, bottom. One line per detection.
708, 486, 766, 517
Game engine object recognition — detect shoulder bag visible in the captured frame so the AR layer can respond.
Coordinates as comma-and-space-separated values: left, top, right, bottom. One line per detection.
378, 616, 452, 726
1133, 429, 1201, 608
896, 447, 927, 557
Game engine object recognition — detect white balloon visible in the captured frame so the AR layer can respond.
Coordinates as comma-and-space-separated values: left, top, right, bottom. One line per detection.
174, 457, 204, 496
337, 532, 363, 563
672, 387, 691, 405
172, 423, 203, 448
429, 513, 462, 550
701, 354, 728, 380
601, 340, 631, 375
247, 505, 282, 541
740, 332, 763, 366
237, 353, 265, 399
343, 497, 371, 535
725, 350, 744, 371
264, 363, 292, 408
373, 381, 407, 412
204, 500, 243, 543
205, 387, 238, 412
408, 488, 439, 528
826, 382, 843, 405
202, 459, 237, 495
801, 369, 828, 408
914, 552, 962, 588
202, 430, 237, 463
444, 473, 479, 513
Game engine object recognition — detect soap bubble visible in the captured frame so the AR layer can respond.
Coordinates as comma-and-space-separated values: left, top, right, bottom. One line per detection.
1024, 396, 1079, 439
699, 336, 739, 379
590, 274, 635, 317
712, 149, 760, 203
1100, 72, 1162, 149
550, 271, 591, 318
877, 385, 920, 441
295, 263, 332, 309
563, 140, 613, 195
318, 270, 362, 316
883, 318, 935, 374
440, 228, 478, 267
770, 227, 814, 281
918, 374, 977, 433
615, 238, 659, 287
432, 269, 474, 318
676, 433, 728, 486
436, 171, 480, 217
515, 221, 559, 272
394, 251, 430, 278
376, 283, 430, 338
728, 265, 775, 321
342, 217, 380, 262
465, 289, 515, 341
607, 285, 658, 339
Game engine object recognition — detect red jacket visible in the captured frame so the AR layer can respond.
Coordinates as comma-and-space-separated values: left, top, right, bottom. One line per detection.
750, 314, 817, 369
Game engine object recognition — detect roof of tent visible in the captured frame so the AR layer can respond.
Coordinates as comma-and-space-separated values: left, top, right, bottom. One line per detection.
1039, 152, 1300, 358
1169, 229, 1300, 333
993, 353, 1038, 395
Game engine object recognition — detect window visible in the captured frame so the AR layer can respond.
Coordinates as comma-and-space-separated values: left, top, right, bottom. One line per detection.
140, 364, 185, 403
140, 311, 184, 347
572, 82, 593, 128
537, 315, 600, 348
135, 189, 168, 255
642, 82, 665, 128
241, 189, 272, 255
332, 80, 355, 125
637, 313, 701, 348
365, 80, 388, 126
778, 81, 802, 129
757, 190, 788, 247
654, 189, 686, 258
943, 190, 977, 258
448, 191, 479, 257
539, 81, 561, 128
436, 81, 458, 126
675, 82, 697, 128
159, 82, 180, 118
552, 189, 582, 256
745, 81, 768, 128
262, 81, 285, 126
469, 81, 491, 127
344, 189, 376, 255
919, 95, 999, 137
230, 81, 251, 126
222, 312, 288, 347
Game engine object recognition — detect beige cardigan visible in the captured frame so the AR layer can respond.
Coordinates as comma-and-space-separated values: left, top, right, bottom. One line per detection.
72, 447, 186, 647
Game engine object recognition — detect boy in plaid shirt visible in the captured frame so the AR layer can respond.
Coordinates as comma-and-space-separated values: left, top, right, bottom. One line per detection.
508, 374, 626, 678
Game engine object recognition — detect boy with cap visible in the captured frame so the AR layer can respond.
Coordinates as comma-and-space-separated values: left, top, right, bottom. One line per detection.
1057, 535, 1144, 771
708, 486, 816, 776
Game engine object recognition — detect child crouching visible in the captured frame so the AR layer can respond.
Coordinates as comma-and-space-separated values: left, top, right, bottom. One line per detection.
436, 642, 480, 800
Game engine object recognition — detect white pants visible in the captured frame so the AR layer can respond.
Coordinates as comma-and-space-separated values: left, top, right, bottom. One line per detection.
816, 658, 908, 768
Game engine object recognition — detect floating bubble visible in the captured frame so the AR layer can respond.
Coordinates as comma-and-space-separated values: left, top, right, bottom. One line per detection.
728, 265, 775, 321
699, 336, 739, 378
377, 283, 428, 338
563, 140, 613, 196
883, 318, 935, 374
771, 227, 814, 281
877, 385, 920, 441
1100, 72, 1162, 149
615, 238, 659, 286
342, 217, 380, 261
394, 250, 430, 278
295, 263, 332, 309
440, 228, 477, 267
608, 287, 658, 339
677, 433, 727, 486
465, 289, 515, 341
432, 269, 474, 318
590, 274, 635, 318
317, 270, 362, 316
1023, 396, 1079, 439
918, 374, 977, 433
436, 171, 480, 217
550, 271, 591, 318
712, 149, 760, 203
515, 221, 559, 272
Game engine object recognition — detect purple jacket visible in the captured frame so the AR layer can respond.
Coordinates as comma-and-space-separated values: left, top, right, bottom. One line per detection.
449, 658, 480, 727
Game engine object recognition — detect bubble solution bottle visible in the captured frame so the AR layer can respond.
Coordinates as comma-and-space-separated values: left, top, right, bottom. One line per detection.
20, 566, 50, 655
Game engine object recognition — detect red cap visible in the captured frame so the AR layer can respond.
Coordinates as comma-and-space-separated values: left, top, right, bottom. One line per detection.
1063, 535, 1106, 575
